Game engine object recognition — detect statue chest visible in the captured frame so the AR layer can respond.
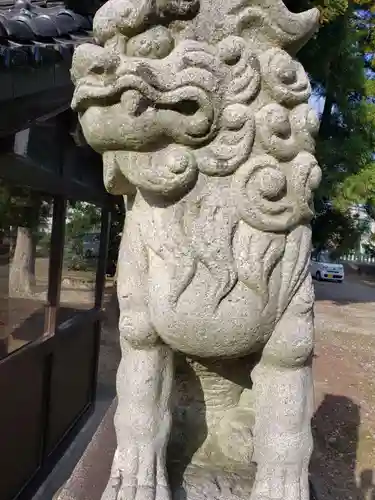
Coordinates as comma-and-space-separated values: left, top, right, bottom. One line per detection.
146, 244, 283, 358
137, 194, 311, 358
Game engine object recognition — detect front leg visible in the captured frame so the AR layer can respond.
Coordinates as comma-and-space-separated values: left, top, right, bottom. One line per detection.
102, 212, 173, 500
251, 274, 314, 500
103, 343, 173, 500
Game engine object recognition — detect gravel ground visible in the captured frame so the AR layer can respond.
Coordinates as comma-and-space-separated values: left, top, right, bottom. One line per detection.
311, 278, 375, 500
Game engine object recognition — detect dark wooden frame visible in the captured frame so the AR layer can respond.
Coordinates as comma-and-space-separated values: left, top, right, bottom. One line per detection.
0, 168, 111, 500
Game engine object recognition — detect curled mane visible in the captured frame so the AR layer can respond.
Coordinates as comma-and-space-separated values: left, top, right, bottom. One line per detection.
141, 180, 286, 311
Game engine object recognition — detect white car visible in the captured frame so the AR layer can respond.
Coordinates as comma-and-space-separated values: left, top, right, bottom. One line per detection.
310, 251, 345, 283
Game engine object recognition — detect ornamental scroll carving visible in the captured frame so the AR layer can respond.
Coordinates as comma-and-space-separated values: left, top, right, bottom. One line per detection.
71, 1, 321, 499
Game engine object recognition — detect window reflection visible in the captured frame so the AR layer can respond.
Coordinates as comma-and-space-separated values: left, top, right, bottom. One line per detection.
0, 181, 52, 359
59, 201, 102, 319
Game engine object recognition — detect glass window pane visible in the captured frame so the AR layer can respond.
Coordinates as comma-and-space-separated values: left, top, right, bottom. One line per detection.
0, 180, 52, 359
59, 201, 102, 320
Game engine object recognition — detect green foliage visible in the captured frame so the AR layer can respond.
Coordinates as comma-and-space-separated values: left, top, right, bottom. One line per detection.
64, 199, 125, 275
363, 232, 375, 256
66, 201, 101, 239
312, 201, 369, 254
293, 0, 375, 251
0, 182, 51, 232
65, 240, 91, 272
64, 201, 101, 271
0, 181, 52, 261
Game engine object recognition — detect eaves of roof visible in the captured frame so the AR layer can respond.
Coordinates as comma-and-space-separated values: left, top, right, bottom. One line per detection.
0, 1, 94, 68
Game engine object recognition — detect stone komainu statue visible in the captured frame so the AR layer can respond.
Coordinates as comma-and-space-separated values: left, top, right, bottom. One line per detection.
71, 1, 321, 499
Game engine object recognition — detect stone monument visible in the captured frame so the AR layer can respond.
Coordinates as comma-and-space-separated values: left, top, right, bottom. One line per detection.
71, 1, 321, 498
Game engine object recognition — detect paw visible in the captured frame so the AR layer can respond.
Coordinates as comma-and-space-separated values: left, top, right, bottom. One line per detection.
250, 464, 309, 500
101, 447, 171, 500
101, 476, 171, 500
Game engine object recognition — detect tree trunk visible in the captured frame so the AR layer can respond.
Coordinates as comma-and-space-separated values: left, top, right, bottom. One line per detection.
9, 226, 36, 297
319, 93, 334, 139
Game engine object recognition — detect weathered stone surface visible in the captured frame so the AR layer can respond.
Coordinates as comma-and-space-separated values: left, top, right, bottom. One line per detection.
71, 1, 321, 499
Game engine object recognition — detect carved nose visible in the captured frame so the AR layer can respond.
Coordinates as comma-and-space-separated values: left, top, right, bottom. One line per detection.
71, 43, 120, 84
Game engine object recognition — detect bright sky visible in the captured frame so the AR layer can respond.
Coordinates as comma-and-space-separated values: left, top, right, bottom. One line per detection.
309, 93, 325, 117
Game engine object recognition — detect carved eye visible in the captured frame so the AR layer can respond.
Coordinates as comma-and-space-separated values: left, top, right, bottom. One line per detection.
126, 26, 174, 59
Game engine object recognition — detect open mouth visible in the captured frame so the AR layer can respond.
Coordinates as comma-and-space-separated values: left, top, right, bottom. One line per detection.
72, 71, 217, 148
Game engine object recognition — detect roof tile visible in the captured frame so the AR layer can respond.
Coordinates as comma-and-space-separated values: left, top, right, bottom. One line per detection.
0, 1, 93, 67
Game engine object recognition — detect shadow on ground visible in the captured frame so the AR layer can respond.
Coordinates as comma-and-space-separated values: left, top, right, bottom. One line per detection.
311, 394, 375, 499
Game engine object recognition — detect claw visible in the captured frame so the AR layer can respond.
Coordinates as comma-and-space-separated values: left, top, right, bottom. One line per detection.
250, 465, 310, 500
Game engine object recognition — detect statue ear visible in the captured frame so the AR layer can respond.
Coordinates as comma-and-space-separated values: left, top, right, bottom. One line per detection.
226, 0, 319, 53
103, 151, 136, 196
